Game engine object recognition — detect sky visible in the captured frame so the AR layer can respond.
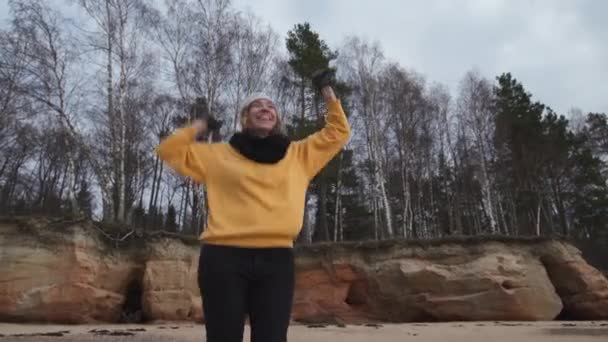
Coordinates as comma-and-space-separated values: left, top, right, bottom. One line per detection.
1, 0, 607, 116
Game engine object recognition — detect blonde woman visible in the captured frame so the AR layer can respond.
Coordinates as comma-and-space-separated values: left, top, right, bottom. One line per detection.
156, 69, 350, 342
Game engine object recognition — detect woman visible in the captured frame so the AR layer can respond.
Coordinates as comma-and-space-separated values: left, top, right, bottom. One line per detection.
155, 69, 350, 342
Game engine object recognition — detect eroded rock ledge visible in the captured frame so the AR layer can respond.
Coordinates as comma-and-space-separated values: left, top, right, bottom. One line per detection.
1, 217, 606, 324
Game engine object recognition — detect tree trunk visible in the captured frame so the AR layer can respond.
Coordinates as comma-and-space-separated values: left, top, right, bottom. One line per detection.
147, 154, 160, 228
190, 184, 200, 234
181, 182, 190, 232
298, 191, 312, 244
313, 95, 330, 241
397, 142, 411, 238
369, 108, 393, 238
428, 157, 436, 237
153, 162, 164, 210
372, 197, 379, 240
318, 181, 329, 241
552, 177, 570, 236
535, 198, 541, 236
105, 0, 116, 222
333, 152, 343, 242
2, 160, 23, 206
63, 155, 78, 215
510, 194, 518, 236
300, 77, 306, 124
0, 157, 10, 182
115, 3, 128, 223
497, 197, 509, 235
199, 186, 208, 235
178, 182, 186, 231
478, 143, 497, 234
361, 100, 379, 240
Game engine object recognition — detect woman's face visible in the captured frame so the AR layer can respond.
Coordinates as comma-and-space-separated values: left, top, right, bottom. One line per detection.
245, 99, 278, 135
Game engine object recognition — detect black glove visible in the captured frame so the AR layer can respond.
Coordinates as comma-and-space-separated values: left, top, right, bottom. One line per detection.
207, 116, 223, 131
311, 68, 336, 92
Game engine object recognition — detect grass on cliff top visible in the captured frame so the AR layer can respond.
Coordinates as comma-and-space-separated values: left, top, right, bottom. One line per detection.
1, 215, 573, 252
294, 234, 572, 256
0, 215, 200, 249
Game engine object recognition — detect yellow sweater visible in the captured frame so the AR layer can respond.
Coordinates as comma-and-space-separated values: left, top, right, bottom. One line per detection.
155, 99, 351, 248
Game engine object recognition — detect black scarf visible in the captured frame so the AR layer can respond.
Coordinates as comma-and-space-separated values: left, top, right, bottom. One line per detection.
229, 130, 291, 164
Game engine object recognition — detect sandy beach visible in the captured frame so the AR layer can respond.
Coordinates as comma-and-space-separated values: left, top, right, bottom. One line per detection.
1, 321, 607, 341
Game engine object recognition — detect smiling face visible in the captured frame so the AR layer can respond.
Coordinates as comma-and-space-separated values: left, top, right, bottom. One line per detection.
243, 98, 278, 136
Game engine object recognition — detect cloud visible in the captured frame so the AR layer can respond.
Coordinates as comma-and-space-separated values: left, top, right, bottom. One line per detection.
2, 0, 606, 115
233, 0, 607, 115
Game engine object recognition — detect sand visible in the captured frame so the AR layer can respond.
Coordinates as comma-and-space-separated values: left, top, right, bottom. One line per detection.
0, 321, 607, 341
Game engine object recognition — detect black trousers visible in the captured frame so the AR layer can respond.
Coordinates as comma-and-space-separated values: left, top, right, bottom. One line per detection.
198, 243, 295, 342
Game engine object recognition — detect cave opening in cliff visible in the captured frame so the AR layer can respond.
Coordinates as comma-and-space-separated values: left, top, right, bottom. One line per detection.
345, 280, 367, 307
555, 307, 579, 321
119, 279, 145, 323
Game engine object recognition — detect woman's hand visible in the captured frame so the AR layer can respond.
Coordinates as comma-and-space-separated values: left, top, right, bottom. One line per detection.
312, 68, 337, 101
191, 116, 223, 134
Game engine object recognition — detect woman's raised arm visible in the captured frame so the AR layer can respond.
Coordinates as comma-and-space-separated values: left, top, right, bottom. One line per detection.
292, 80, 351, 179
155, 119, 211, 184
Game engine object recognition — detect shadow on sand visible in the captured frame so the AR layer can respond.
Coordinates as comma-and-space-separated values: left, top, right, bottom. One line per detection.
544, 327, 608, 337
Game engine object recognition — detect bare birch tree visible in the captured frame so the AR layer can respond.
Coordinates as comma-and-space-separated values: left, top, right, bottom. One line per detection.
338, 36, 393, 238
380, 64, 429, 238
228, 10, 278, 132
6, 0, 85, 215
78, 0, 153, 223
457, 70, 499, 234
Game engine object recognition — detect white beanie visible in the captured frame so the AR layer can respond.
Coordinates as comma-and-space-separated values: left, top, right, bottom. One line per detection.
240, 92, 274, 114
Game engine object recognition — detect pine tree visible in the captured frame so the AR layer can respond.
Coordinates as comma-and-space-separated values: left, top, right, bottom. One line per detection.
570, 128, 608, 241
582, 113, 608, 178
165, 205, 178, 232
76, 180, 94, 218
539, 109, 575, 235
493, 72, 546, 235
285, 22, 340, 243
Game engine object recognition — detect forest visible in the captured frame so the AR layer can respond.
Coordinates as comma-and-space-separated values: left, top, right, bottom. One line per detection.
1, 0, 606, 247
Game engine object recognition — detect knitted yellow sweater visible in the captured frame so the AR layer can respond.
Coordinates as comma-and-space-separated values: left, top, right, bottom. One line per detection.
155, 99, 351, 247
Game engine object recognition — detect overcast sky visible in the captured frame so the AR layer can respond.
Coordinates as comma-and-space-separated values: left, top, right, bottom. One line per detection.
1, 0, 606, 115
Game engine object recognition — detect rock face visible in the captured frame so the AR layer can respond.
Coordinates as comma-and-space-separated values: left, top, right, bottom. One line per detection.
292, 241, 564, 323
540, 241, 608, 319
0, 218, 142, 323
0, 217, 607, 324
142, 239, 202, 322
